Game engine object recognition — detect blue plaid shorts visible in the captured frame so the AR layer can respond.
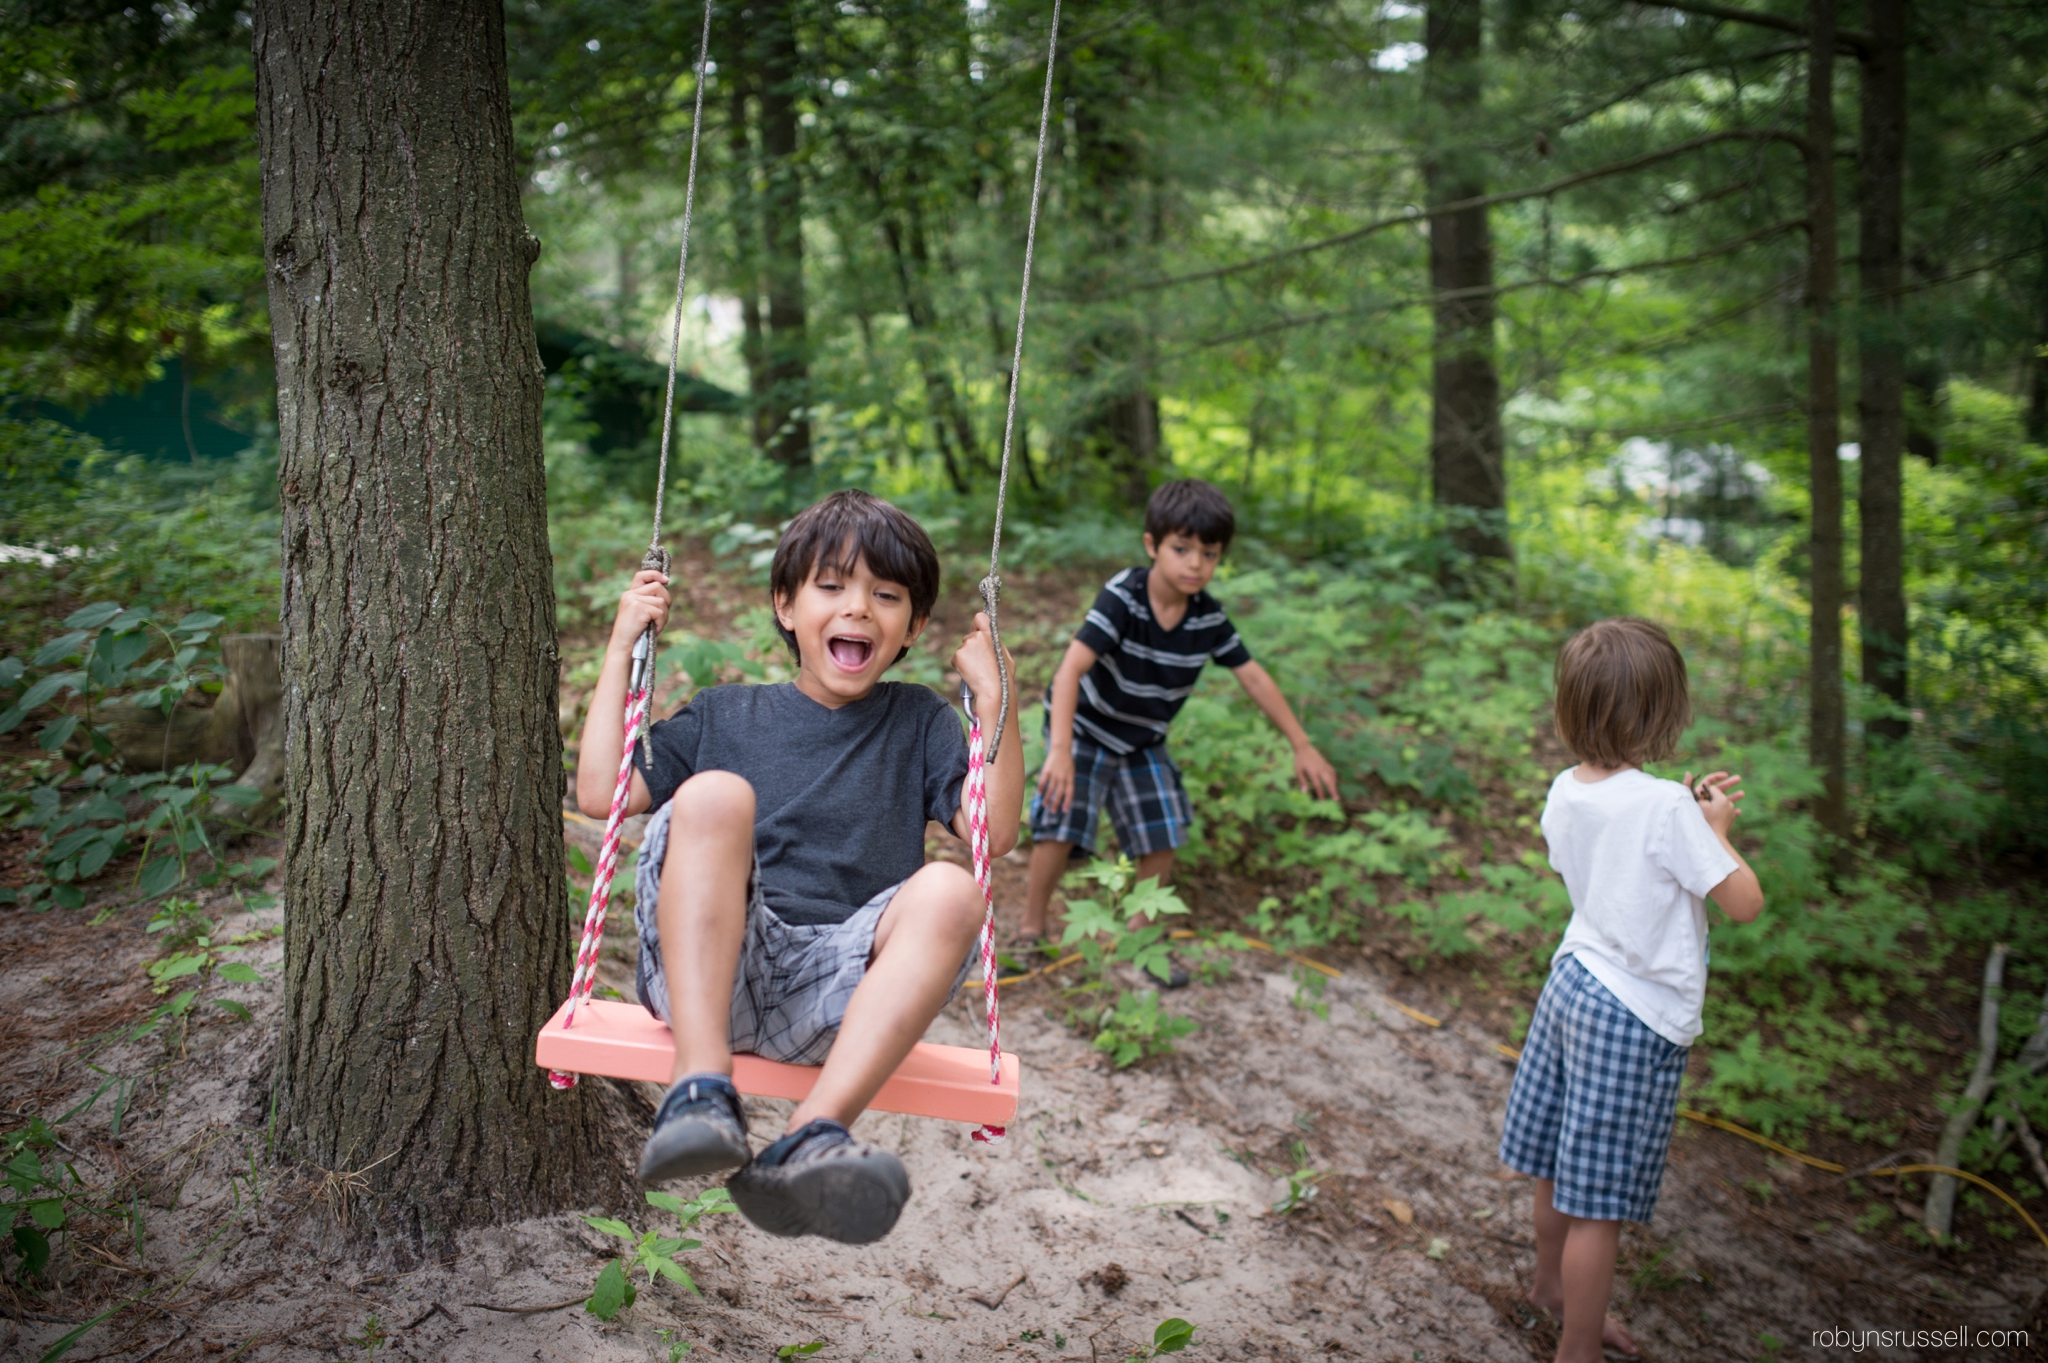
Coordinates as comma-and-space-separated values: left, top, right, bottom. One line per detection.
1028, 725, 1192, 858
1498, 953, 1690, 1222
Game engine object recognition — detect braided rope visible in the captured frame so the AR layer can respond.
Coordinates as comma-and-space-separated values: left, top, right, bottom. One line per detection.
964, 714, 1004, 1143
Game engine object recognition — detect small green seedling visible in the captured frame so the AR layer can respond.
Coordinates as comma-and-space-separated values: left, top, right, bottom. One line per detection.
776, 1343, 826, 1359
657, 1326, 692, 1360
583, 1187, 735, 1320
1093, 989, 1198, 1069
1271, 1165, 1322, 1215
1125, 1317, 1197, 1359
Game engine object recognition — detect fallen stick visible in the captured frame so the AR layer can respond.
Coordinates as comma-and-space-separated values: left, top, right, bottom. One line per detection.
971, 1271, 1028, 1309
1925, 943, 2008, 1240
2012, 1109, 2048, 1197
463, 1295, 587, 1315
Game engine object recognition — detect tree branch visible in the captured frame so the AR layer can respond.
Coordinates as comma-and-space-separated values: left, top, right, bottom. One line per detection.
1181, 218, 1804, 351
1624, 0, 1871, 55
1119, 129, 1804, 296
1925, 944, 2009, 1241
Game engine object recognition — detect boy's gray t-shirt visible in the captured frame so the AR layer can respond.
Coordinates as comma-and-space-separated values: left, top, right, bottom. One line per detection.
632, 681, 969, 926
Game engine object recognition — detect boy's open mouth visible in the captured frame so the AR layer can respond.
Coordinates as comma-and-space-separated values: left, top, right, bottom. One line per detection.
827, 635, 874, 670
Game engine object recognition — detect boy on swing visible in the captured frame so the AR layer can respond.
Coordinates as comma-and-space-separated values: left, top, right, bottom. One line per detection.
1498, 619, 1763, 1360
1018, 478, 1338, 957
577, 490, 1022, 1245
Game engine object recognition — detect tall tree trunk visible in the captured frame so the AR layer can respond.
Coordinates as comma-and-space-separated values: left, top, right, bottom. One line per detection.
1858, 0, 1908, 743
1425, 0, 1510, 570
1806, 0, 1848, 836
757, 0, 811, 470
725, 52, 771, 452
1069, 28, 1163, 504
255, 0, 626, 1239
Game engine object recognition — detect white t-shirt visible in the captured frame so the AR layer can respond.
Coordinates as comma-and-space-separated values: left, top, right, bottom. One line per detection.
1542, 767, 1739, 1047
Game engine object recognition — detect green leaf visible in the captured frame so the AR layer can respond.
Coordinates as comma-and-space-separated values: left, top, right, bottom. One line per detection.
1152, 1318, 1197, 1354
582, 1215, 635, 1239
0, 704, 25, 735
63, 602, 124, 630
568, 846, 593, 877
236, 857, 279, 879
175, 611, 226, 633
19, 672, 85, 712
107, 607, 153, 633
586, 1258, 630, 1320
211, 784, 261, 806
644, 1190, 684, 1215
650, 1257, 698, 1292
217, 962, 262, 983
74, 839, 114, 878
31, 631, 91, 667
11, 1225, 50, 1279
36, 713, 79, 755
49, 885, 83, 910
0, 657, 22, 688
27, 1198, 65, 1229
167, 990, 199, 1016
776, 1344, 826, 1359
47, 828, 101, 861
137, 858, 181, 898
212, 999, 253, 1022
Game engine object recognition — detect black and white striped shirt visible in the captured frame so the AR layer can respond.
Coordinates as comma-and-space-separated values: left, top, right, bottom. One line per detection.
1068, 567, 1253, 754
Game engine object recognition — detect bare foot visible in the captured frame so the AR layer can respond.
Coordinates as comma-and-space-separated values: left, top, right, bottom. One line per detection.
1600, 1315, 1640, 1358
1524, 1296, 1638, 1359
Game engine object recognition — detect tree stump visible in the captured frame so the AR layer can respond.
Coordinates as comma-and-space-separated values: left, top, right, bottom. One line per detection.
93, 634, 287, 825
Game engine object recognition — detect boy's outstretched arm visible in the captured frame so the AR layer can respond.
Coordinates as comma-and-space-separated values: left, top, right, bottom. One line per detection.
575, 568, 670, 820
952, 611, 1025, 857
1229, 660, 1340, 801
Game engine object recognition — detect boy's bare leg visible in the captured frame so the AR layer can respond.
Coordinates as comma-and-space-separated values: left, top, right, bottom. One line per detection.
1021, 839, 1072, 939
1528, 1180, 1638, 1360
790, 861, 982, 1130
655, 771, 756, 1083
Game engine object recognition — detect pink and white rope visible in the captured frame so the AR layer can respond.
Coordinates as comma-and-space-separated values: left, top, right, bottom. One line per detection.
963, 714, 1006, 1144
548, 677, 653, 1090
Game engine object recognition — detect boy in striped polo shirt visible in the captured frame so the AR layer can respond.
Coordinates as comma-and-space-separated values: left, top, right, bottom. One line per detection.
1019, 479, 1339, 957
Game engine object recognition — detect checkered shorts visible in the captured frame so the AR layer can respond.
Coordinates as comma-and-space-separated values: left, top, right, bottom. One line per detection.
1498, 952, 1690, 1222
633, 801, 970, 1065
1028, 726, 1192, 858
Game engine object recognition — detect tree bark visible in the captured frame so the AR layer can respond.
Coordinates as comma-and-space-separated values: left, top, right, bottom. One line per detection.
1425, 0, 1511, 570
1806, 0, 1848, 836
757, 0, 811, 470
255, 0, 628, 1241
1857, 0, 1908, 743
724, 50, 771, 453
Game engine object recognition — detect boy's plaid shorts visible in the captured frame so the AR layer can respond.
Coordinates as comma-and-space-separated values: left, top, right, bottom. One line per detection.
633, 800, 972, 1065
1497, 952, 1690, 1223
1028, 725, 1193, 858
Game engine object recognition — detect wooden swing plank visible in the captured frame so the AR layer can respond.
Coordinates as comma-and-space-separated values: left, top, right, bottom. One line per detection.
536, 997, 1020, 1127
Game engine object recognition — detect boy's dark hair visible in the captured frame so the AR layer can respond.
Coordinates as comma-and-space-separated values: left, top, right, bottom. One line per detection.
768, 489, 941, 664
1145, 478, 1236, 549
1553, 617, 1692, 769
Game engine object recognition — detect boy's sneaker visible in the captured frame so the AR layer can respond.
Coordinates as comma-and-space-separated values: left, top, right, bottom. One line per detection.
727, 1118, 910, 1244
638, 1073, 751, 1184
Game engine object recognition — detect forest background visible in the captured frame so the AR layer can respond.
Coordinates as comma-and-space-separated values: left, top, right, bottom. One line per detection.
2, 0, 2047, 1256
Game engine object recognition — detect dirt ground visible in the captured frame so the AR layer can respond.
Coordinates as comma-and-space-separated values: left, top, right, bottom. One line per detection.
4, 827, 2044, 1363
6, 551, 2046, 1361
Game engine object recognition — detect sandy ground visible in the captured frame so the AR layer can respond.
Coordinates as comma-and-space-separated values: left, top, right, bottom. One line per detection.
5, 830, 2046, 1363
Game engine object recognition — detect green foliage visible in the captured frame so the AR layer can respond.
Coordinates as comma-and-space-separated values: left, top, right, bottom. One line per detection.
776, 1343, 825, 1359
0, 602, 268, 911
582, 1188, 735, 1320
1093, 990, 1199, 1070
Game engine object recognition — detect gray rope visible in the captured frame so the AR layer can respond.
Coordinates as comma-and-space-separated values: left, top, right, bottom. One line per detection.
646, 0, 717, 574
978, 0, 1061, 759
632, 0, 716, 706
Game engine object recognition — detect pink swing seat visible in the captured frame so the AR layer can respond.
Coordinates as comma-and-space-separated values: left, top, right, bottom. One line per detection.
536, 997, 1020, 1128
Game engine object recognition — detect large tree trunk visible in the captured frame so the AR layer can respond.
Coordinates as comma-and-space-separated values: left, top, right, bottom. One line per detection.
1425, 0, 1511, 570
255, 0, 628, 1241
1858, 0, 1908, 744
1806, 0, 1848, 836
757, 0, 811, 470
724, 50, 772, 453
1069, 27, 1164, 504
